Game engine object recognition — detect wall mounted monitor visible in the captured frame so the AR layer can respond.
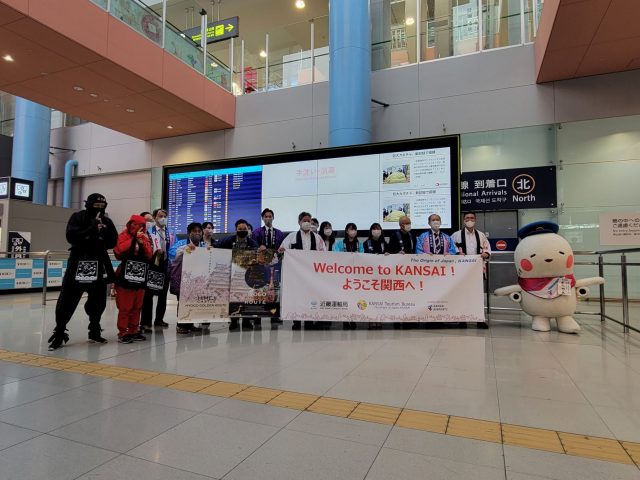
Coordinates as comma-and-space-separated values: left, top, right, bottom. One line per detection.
163, 136, 460, 234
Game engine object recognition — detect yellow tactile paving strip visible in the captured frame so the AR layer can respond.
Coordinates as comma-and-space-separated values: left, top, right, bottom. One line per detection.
0, 348, 639, 467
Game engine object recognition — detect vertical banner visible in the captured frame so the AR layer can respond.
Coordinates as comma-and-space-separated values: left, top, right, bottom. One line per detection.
229, 249, 282, 317
281, 251, 485, 323
8, 231, 31, 259
178, 247, 232, 323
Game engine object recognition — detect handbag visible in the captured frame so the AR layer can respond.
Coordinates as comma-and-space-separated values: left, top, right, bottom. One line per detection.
116, 237, 149, 289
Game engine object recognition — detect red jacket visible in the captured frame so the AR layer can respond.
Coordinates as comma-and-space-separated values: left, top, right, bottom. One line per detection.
114, 229, 153, 264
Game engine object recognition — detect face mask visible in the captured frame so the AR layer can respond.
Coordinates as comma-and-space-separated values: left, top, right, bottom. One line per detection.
236, 230, 248, 238
371, 230, 382, 240
464, 220, 475, 229
204, 228, 213, 237
324, 228, 333, 237
430, 221, 441, 231
157, 217, 167, 227
311, 225, 319, 233
347, 230, 357, 239
402, 224, 411, 233
146, 221, 155, 231
263, 218, 273, 227
300, 221, 311, 232
189, 234, 201, 245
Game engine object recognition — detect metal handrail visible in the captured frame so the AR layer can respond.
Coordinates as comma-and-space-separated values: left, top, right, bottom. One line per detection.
486, 249, 639, 334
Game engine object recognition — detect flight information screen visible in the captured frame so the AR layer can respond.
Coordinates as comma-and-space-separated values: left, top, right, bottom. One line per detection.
165, 137, 460, 234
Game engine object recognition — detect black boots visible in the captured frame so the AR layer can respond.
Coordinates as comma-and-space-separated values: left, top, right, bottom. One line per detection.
48, 329, 69, 351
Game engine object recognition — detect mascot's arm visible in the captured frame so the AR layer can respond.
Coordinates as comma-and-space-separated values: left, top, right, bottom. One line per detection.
494, 284, 521, 296
494, 284, 523, 303
575, 277, 604, 288
575, 277, 604, 299
493, 285, 522, 303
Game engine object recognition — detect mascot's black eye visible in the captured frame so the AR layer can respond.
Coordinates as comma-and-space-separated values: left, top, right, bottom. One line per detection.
558, 251, 565, 255
530, 254, 536, 258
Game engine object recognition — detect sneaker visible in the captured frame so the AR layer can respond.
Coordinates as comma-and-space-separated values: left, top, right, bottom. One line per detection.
88, 334, 108, 344
118, 335, 133, 344
47, 330, 69, 351
131, 333, 147, 342
154, 321, 169, 328
141, 326, 153, 334
189, 325, 203, 332
176, 326, 190, 334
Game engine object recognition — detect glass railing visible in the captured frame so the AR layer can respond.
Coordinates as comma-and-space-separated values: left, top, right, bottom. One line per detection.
88, 0, 543, 97
89, 0, 232, 92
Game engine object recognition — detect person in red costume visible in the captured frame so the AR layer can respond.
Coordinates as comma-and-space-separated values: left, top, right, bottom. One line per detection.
114, 215, 153, 343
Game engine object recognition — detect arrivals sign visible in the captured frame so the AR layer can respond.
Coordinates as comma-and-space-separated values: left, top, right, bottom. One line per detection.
183, 16, 239, 45
280, 250, 485, 323
461, 166, 556, 211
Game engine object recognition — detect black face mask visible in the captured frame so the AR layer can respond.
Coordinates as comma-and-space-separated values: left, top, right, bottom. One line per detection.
236, 230, 248, 238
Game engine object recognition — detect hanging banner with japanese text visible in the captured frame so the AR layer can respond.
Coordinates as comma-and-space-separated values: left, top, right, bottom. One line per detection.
281, 250, 485, 323
229, 249, 282, 318
461, 166, 556, 211
178, 247, 232, 323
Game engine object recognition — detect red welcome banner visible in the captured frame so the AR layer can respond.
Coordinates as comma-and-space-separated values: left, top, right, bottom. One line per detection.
281, 250, 485, 323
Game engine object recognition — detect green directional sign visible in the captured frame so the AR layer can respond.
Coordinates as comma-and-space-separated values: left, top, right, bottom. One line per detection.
183, 16, 239, 44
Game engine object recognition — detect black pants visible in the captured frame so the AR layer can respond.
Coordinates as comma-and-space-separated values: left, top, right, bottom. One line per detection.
55, 268, 107, 335
141, 279, 168, 326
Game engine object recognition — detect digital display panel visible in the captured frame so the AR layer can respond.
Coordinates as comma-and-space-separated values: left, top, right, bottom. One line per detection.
164, 137, 460, 234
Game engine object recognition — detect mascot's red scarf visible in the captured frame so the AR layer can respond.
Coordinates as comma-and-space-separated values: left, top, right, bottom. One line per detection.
519, 274, 576, 297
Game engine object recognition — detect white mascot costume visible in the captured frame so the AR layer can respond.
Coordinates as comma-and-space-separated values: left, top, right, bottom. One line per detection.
494, 221, 603, 334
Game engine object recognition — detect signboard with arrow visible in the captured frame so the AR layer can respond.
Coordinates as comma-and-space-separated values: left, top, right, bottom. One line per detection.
183, 16, 239, 44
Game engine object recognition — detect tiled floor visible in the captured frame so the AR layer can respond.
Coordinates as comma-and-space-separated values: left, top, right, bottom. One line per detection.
0, 292, 639, 479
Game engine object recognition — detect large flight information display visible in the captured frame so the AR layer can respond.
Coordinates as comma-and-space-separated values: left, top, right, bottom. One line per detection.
167, 166, 262, 233
165, 137, 460, 234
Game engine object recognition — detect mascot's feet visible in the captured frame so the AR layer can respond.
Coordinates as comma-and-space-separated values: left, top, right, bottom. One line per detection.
531, 316, 551, 332
557, 316, 581, 334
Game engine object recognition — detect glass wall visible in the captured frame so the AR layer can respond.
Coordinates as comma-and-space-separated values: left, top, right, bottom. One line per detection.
460, 118, 640, 309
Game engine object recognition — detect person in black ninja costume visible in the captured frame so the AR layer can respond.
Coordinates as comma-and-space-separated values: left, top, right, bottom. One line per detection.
48, 193, 118, 351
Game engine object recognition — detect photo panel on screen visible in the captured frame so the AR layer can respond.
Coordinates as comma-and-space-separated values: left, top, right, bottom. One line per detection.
381, 191, 452, 229
316, 192, 380, 232
261, 160, 318, 198
261, 195, 318, 232
317, 154, 380, 195
380, 148, 451, 192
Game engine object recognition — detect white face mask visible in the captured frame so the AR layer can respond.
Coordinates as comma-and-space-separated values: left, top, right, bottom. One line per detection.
402, 224, 411, 232
311, 225, 318, 233
324, 228, 333, 237
371, 230, 382, 239
430, 221, 441, 231
157, 217, 167, 227
146, 221, 155, 231
464, 220, 475, 229
300, 221, 311, 232
204, 228, 213, 237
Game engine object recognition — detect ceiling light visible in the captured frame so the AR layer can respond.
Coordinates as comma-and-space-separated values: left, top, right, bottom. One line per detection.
73, 85, 84, 91
89, 93, 98, 98
259, 50, 267, 58
210, 62, 218, 68
167, 125, 174, 129
2, 54, 14, 62
405, 17, 415, 26
295, 0, 305, 9
125, 108, 135, 113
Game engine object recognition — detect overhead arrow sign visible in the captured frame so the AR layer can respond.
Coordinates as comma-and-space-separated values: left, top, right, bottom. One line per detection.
183, 16, 239, 45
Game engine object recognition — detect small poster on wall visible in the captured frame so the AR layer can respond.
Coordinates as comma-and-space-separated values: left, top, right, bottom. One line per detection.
599, 213, 640, 246
8, 231, 31, 259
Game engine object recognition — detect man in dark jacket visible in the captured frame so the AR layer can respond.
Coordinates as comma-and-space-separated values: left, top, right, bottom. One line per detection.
388, 215, 416, 254
48, 193, 118, 350
218, 219, 258, 330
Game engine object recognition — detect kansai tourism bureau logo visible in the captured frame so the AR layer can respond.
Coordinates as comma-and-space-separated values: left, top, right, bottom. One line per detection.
357, 300, 367, 311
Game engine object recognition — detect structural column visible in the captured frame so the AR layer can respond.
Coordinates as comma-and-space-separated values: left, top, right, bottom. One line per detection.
11, 97, 51, 204
328, 0, 372, 147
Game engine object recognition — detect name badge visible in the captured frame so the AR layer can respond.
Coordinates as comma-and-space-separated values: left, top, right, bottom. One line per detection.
558, 278, 572, 296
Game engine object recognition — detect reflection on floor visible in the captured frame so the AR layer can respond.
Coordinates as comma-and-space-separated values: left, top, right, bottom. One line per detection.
0, 292, 638, 479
